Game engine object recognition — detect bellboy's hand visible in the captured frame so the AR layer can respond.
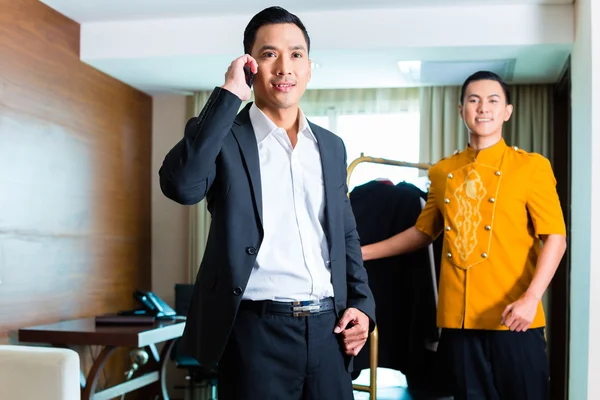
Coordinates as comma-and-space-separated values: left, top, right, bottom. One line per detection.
222, 54, 258, 101
334, 308, 370, 356
501, 293, 539, 332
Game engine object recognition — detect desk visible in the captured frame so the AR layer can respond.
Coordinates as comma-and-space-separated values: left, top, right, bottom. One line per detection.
18, 317, 185, 400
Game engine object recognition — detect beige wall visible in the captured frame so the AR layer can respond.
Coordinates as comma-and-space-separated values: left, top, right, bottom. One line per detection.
151, 95, 190, 307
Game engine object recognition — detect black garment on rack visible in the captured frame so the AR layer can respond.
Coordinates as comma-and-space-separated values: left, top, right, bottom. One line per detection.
350, 180, 452, 396
397, 185, 451, 397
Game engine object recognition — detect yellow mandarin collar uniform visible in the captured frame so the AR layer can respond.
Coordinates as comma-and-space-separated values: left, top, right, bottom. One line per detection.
416, 138, 566, 330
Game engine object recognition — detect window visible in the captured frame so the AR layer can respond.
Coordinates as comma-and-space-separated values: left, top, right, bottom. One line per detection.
337, 112, 425, 191
306, 116, 330, 130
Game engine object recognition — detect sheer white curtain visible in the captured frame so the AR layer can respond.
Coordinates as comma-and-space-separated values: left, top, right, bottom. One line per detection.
300, 87, 420, 116
419, 84, 554, 165
187, 91, 213, 281
301, 88, 422, 188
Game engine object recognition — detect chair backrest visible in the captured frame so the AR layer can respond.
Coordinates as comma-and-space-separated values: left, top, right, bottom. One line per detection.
172, 284, 198, 364
174, 283, 195, 316
0, 345, 80, 400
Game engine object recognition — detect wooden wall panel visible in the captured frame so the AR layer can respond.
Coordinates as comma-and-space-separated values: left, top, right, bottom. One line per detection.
0, 0, 152, 349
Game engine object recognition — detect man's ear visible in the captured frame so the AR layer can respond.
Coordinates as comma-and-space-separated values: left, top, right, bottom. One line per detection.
458, 104, 464, 121
504, 104, 514, 121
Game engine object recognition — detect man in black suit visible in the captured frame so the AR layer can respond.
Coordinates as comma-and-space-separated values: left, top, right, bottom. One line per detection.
159, 6, 376, 400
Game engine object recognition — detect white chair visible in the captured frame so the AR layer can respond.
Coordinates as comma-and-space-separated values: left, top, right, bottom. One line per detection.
0, 345, 80, 400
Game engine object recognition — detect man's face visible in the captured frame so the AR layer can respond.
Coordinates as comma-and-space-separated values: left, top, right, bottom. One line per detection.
459, 79, 513, 139
250, 23, 311, 110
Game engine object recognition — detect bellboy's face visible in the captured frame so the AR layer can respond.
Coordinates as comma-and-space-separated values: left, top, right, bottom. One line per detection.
459, 79, 513, 138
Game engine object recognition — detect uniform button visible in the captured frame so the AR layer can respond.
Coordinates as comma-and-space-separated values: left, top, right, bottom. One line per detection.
233, 287, 243, 296
444, 198, 450, 204
447, 252, 452, 258
446, 226, 451, 231
481, 253, 488, 258
489, 197, 495, 203
453, 150, 460, 155
448, 173, 454, 179
495, 171, 501, 176
245, 246, 257, 255
485, 225, 491, 231
513, 146, 519, 151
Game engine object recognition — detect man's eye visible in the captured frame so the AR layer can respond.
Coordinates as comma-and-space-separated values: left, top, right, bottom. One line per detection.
292, 53, 302, 58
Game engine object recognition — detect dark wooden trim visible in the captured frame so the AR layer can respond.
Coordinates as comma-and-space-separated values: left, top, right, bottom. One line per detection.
18, 318, 185, 348
549, 56, 571, 400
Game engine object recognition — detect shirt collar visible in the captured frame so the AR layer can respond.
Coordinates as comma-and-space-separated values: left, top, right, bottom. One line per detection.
462, 137, 508, 167
249, 102, 317, 144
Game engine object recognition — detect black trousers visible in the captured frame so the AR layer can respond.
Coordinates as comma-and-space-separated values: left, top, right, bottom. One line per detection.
217, 302, 354, 400
444, 328, 549, 400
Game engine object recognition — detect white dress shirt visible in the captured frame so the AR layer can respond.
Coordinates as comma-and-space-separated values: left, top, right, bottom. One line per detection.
242, 103, 334, 302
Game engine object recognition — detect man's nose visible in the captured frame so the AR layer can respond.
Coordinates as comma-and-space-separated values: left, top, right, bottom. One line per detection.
276, 57, 292, 75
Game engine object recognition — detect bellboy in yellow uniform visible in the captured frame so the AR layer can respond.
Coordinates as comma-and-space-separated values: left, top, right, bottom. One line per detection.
362, 71, 566, 399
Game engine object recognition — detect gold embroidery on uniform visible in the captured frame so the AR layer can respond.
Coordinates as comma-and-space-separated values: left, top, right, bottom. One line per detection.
453, 170, 486, 261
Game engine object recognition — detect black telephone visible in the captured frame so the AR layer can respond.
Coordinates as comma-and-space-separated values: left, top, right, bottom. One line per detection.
243, 65, 254, 88
129, 290, 177, 318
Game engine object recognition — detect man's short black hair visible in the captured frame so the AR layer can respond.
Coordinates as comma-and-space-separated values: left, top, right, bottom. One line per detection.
243, 6, 311, 55
460, 71, 512, 105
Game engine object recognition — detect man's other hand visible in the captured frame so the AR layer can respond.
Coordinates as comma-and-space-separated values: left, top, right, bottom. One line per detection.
501, 293, 539, 332
334, 308, 370, 356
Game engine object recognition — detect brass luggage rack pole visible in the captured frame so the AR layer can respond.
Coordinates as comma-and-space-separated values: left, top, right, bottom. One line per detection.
348, 153, 431, 400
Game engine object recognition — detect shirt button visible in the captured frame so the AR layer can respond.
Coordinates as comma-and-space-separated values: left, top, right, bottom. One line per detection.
485, 225, 492, 231
481, 253, 488, 258
245, 246, 257, 255
446, 226, 451, 231
233, 287, 243, 296
448, 173, 454, 179
495, 171, 502, 176
446, 252, 452, 258
489, 197, 495, 203
444, 198, 450, 204
514, 146, 519, 151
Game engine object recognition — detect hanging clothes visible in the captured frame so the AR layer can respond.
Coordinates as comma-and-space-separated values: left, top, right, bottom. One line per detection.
350, 180, 452, 396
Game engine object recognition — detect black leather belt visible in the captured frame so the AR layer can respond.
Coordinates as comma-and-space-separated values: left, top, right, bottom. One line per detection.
240, 297, 335, 317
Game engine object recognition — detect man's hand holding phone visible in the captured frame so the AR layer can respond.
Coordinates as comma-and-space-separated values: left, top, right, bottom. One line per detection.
222, 54, 258, 101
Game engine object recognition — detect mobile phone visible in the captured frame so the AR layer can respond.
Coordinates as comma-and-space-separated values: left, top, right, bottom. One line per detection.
243, 65, 254, 88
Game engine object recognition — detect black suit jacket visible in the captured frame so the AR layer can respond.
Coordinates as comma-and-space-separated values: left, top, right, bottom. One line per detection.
350, 181, 438, 374
159, 87, 376, 368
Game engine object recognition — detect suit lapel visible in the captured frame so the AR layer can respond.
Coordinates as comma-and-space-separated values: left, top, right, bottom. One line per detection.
230, 110, 337, 246
310, 123, 336, 254
231, 104, 263, 227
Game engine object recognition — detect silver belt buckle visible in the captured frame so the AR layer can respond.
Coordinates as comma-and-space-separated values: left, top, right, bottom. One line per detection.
292, 300, 321, 317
